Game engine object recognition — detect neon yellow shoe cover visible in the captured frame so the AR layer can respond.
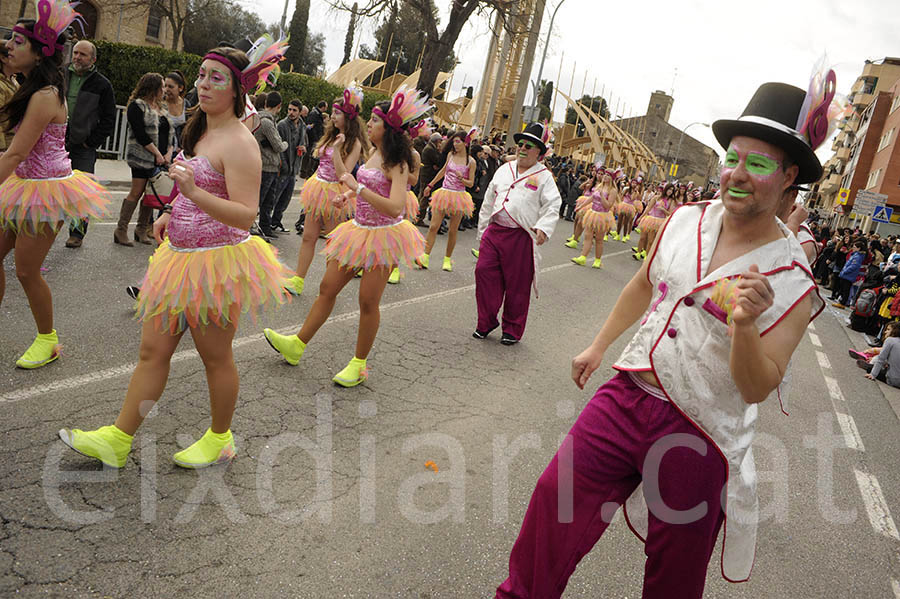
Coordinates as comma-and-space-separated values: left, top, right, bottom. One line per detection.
564, 238, 578, 249
612, 232, 620, 241
571, 255, 587, 266
285, 275, 304, 296
442, 256, 452, 272
388, 267, 400, 284
471, 248, 479, 258
622, 235, 630, 242
333, 357, 368, 388
173, 428, 235, 468
418, 254, 430, 269
264, 329, 306, 365
16, 329, 60, 369
58, 425, 133, 468
592, 258, 603, 269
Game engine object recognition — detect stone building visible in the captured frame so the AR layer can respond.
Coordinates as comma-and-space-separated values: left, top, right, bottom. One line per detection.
612, 91, 720, 188
2, 0, 180, 51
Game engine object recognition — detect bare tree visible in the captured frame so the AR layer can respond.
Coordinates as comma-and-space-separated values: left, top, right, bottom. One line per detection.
330, 0, 521, 99
100, 0, 219, 51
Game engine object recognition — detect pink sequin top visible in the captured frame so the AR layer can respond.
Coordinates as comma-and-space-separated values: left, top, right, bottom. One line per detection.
649, 196, 671, 218
316, 146, 338, 183
442, 159, 469, 192
167, 154, 250, 250
14, 123, 72, 179
591, 188, 611, 213
354, 166, 402, 227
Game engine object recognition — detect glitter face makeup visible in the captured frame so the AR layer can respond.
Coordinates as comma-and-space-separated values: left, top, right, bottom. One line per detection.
195, 65, 231, 91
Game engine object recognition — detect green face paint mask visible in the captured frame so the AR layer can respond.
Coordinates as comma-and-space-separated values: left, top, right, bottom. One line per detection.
724, 148, 781, 176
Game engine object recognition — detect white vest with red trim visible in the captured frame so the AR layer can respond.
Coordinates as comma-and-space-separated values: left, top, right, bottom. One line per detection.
613, 200, 824, 582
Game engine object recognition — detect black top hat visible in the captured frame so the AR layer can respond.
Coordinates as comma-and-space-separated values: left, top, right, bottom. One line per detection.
513, 122, 549, 155
712, 83, 823, 184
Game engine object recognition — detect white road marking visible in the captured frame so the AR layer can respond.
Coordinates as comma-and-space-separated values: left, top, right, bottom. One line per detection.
808, 332, 822, 347
822, 375, 845, 403
2, 255, 617, 404
892, 578, 900, 599
808, 321, 816, 331
816, 351, 832, 370
835, 412, 866, 451
854, 469, 900, 541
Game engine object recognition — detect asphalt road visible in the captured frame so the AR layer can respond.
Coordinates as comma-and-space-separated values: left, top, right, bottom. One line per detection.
1, 201, 899, 597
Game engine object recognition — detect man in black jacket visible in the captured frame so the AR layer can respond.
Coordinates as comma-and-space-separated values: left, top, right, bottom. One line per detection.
301, 101, 327, 178
64, 40, 116, 248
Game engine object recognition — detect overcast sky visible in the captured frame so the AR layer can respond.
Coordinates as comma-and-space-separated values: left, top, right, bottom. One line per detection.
250, 0, 899, 158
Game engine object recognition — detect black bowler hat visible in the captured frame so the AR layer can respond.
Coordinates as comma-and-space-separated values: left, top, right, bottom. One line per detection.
513, 122, 550, 156
712, 83, 823, 184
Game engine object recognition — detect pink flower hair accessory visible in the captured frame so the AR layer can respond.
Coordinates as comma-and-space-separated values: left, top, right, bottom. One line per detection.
372, 85, 432, 133
407, 118, 433, 140
334, 84, 363, 119
13, 0, 83, 57
465, 126, 479, 146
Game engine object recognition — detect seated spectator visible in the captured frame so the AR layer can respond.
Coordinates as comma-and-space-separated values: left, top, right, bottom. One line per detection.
859, 322, 900, 387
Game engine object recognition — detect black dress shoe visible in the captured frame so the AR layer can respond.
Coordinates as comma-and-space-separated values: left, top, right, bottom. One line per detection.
125, 286, 140, 300
473, 329, 490, 339
500, 333, 519, 345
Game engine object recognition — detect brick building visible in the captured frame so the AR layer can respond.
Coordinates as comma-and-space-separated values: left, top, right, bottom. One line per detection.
612, 91, 720, 188
2, 0, 180, 51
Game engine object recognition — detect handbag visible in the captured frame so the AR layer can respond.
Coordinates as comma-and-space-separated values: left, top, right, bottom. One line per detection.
142, 168, 177, 209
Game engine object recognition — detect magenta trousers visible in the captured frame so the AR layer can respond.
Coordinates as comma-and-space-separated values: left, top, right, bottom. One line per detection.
475, 223, 535, 340
497, 371, 727, 599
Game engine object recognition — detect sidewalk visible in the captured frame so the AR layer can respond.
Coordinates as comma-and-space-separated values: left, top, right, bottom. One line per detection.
95, 158, 306, 195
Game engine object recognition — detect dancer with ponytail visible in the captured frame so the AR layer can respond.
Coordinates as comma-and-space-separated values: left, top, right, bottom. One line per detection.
264, 87, 429, 387
564, 167, 597, 249
420, 129, 476, 271
388, 120, 430, 285
286, 85, 368, 295
60, 38, 291, 468
613, 176, 644, 242
571, 170, 617, 269
0, 2, 111, 369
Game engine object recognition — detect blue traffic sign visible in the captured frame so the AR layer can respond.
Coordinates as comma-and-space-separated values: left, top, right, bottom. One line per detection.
872, 205, 894, 223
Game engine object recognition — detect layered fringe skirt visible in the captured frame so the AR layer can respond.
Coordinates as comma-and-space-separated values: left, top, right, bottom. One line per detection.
0, 171, 111, 234
323, 219, 426, 271
430, 188, 473, 217
299, 174, 353, 222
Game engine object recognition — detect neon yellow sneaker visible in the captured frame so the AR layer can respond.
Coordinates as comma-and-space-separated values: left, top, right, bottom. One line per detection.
354, 269, 363, 278
285, 275, 304, 296
16, 329, 60, 369
592, 258, 603, 269
333, 357, 368, 388
622, 234, 630, 242
442, 256, 452, 272
564, 238, 578, 249
388, 267, 400, 284
417, 253, 430, 269
634, 227, 641, 234
639, 250, 647, 260
173, 428, 235, 468
471, 248, 479, 258
571, 255, 587, 266
612, 232, 620, 241
58, 425, 133, 468
632, 246, 640, 253
603, 234, 608, 242
263, 329, 306, 365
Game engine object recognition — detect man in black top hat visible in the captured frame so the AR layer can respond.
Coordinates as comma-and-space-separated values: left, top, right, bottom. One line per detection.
498, 80, 829, 597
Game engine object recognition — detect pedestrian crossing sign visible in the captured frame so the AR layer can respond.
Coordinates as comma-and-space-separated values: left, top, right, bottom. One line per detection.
872, 205, 894, 223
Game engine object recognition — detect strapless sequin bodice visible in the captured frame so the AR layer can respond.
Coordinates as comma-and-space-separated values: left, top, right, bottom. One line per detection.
316, 146, 338, 183
354, 167, 401, 227
167, 155, 250, 249
15, 123, 72, 179
591, 188, 610, 213
443, 160, 468, 191
649, 197, 670, 218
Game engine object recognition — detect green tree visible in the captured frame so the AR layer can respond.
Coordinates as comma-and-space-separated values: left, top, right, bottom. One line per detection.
284, 0, 310, 73
342, 2, 358, 66
299, 32, 327, 76
182, 0, 268, 56
538, 80, 553, 121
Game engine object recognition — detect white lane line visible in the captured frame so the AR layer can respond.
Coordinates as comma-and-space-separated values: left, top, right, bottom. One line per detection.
808, 331, 822, 347
2, 255, 612, 404
835, 412, 866, 451
816, 350, 832, 370
854, 469, 900, 541
822, 375, 846, 403
808, 321, 816, 331
892, 578, 900, 599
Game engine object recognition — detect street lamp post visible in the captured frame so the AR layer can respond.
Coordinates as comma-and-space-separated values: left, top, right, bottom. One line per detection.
671, 121, 709, 180
530, 0, 568, 117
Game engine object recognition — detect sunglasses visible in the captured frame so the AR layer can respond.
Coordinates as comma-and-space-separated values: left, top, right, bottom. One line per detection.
517, 140, 536, 150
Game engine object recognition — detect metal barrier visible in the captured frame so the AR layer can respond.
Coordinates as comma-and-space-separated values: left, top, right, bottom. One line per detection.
98, 105, 128, 159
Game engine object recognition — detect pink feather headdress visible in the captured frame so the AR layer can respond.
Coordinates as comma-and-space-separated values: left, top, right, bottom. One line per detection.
13, 0, 83, 57
205, 34, 288, 94
408, 118, 433, 140
465, 126, 479, 146
334, 84, 364, 119
794, 55, 852, 151
372, 85, 432, 133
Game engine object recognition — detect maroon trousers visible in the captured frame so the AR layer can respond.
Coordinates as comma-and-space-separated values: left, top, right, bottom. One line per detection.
475, 223, 535, 340
497, 372, 727, 599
